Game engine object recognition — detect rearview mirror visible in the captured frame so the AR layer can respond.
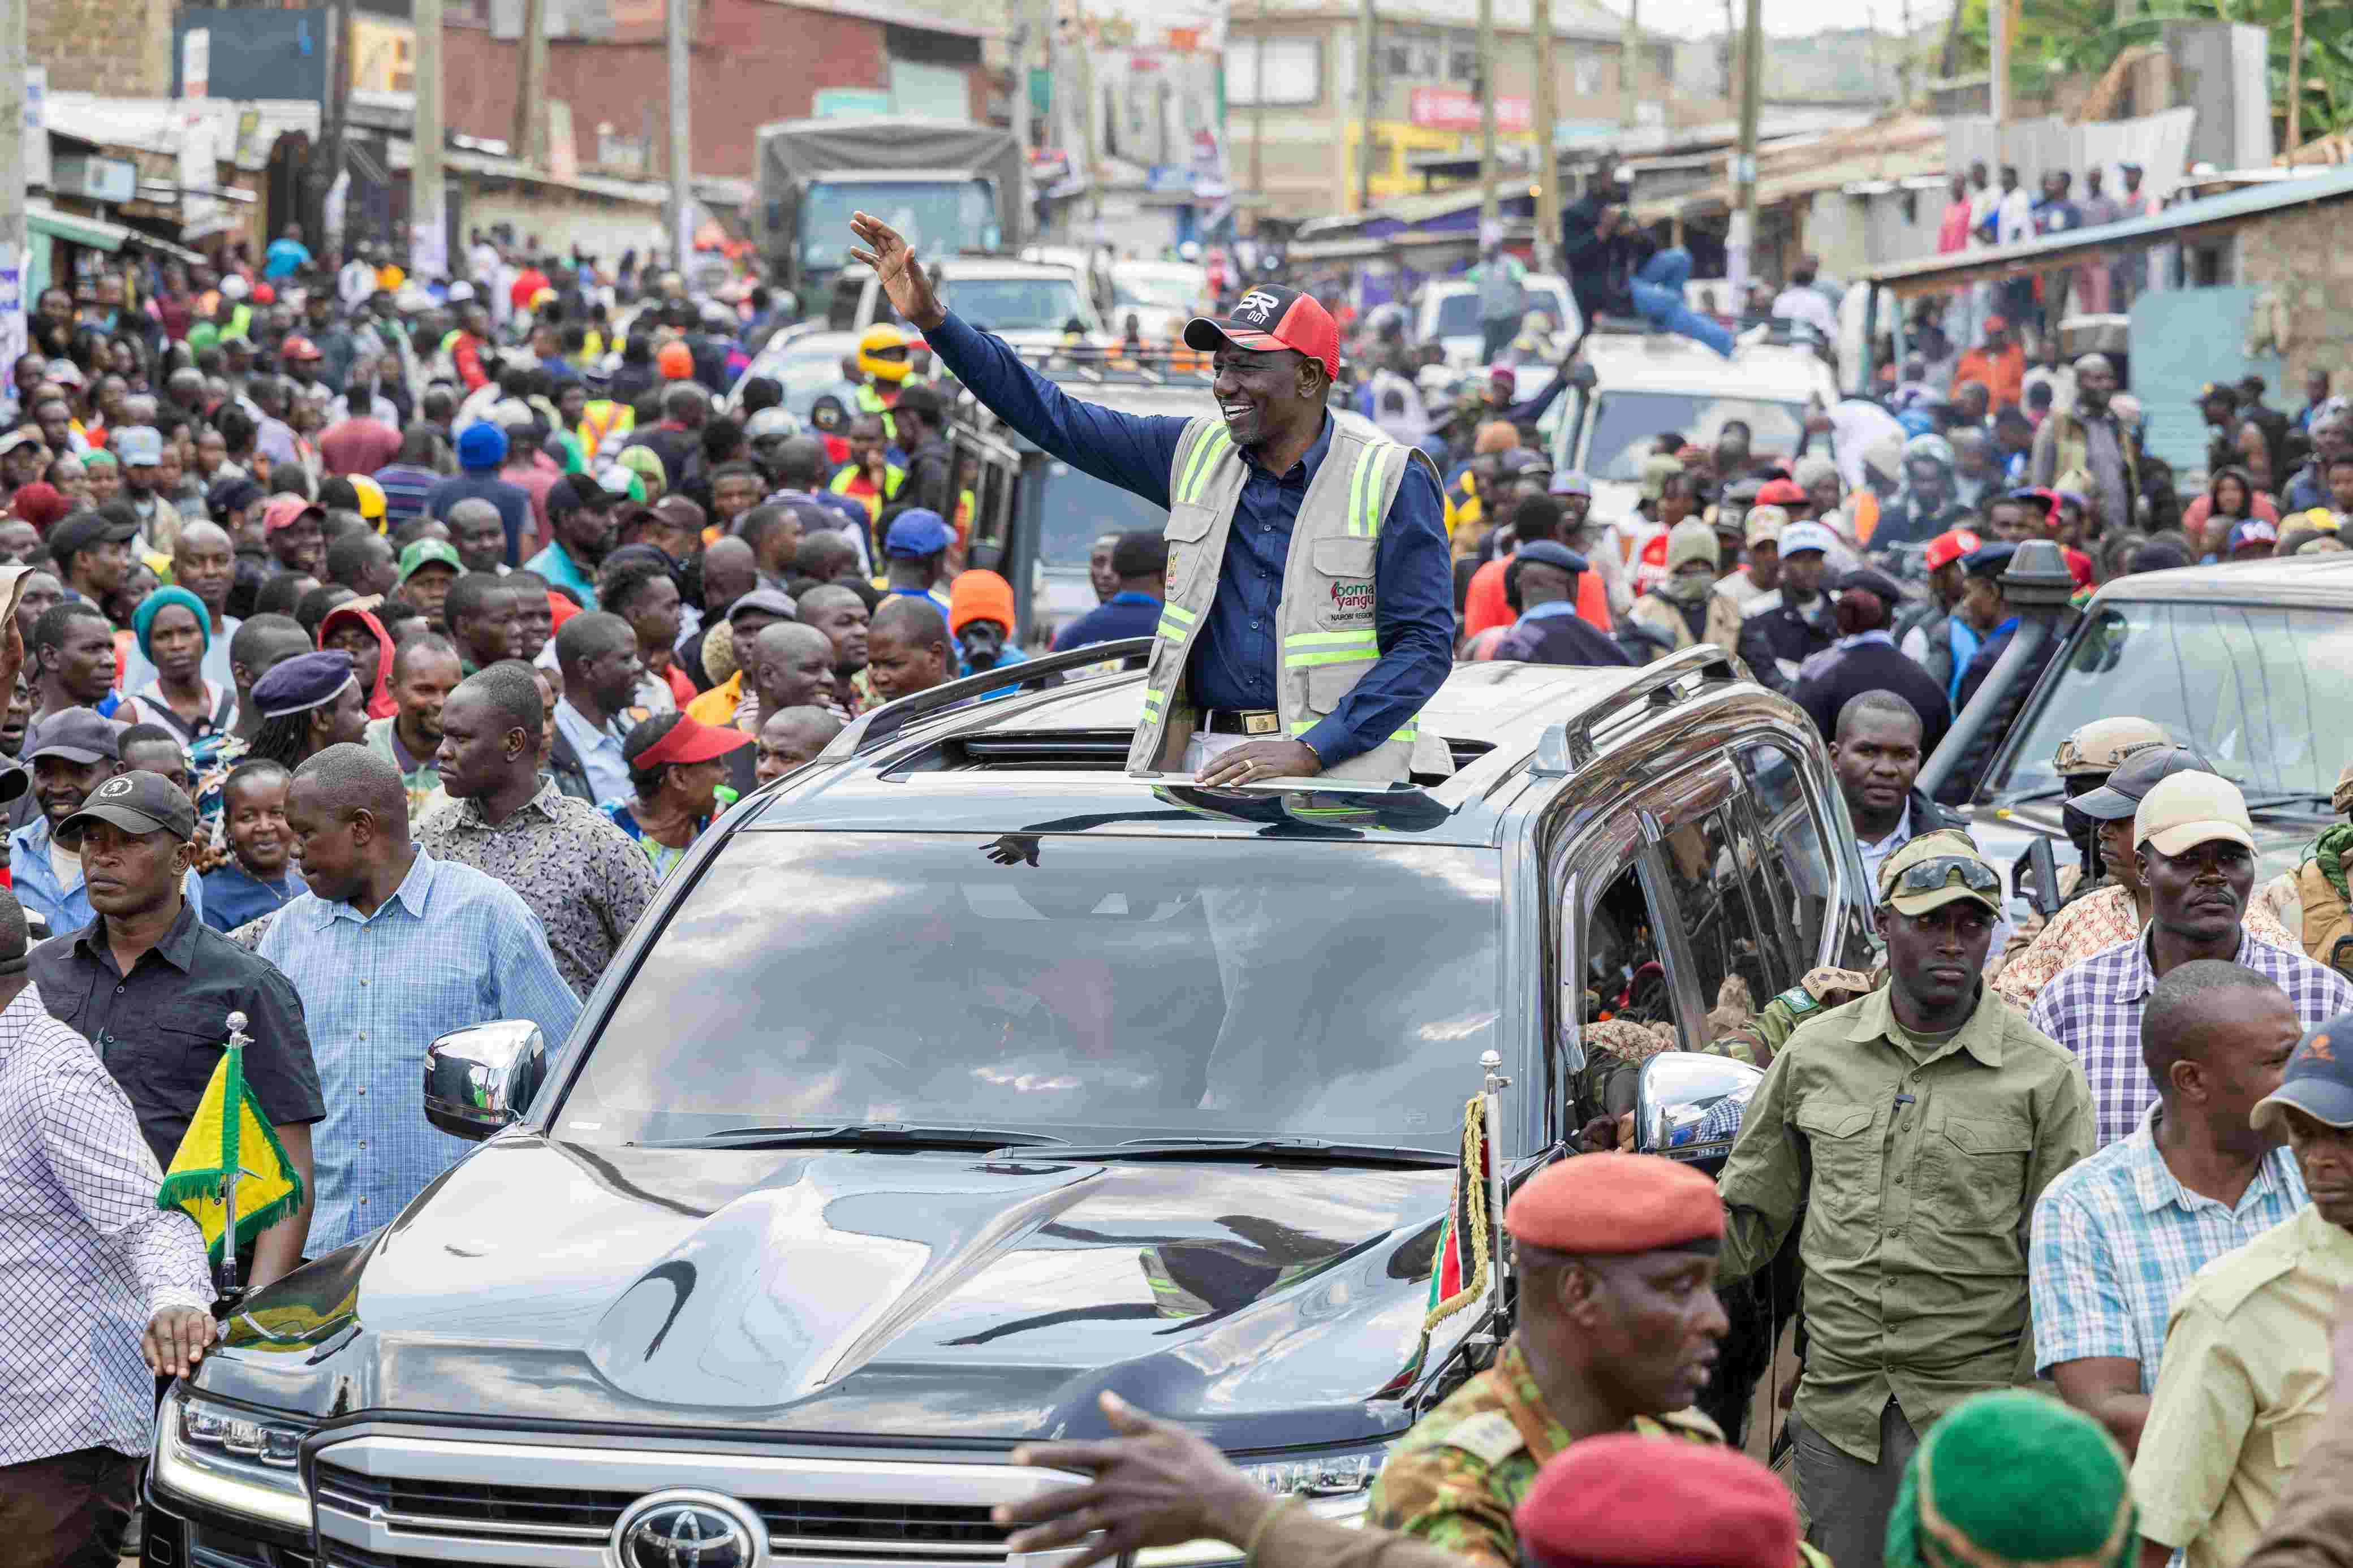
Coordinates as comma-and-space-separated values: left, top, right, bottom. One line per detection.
1635, 1052, 1762, 1163
424, 1020, 548, 1142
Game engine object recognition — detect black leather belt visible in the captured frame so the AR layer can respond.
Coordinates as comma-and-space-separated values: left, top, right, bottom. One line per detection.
1200, 709, 1282, 736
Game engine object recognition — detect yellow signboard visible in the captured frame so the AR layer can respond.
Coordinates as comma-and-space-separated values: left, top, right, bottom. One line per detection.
349, 15, 415, 93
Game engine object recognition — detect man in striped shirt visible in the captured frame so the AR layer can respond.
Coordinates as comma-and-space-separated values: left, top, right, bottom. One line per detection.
2029, 962, 2307, 1455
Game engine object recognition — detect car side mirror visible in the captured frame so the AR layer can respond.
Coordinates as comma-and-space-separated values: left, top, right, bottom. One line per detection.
1635, 1052, 1763, 1163
424, 1020, 548, 1142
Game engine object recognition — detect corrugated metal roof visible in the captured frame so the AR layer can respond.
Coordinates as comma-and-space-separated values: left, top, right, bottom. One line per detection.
1864, 162, 2353, 292
1239, 0, 1653, 43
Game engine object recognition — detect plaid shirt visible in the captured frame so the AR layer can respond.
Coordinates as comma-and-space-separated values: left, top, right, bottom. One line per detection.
2029, 930, 2353, 1147
0, 984, 211, 1465
2029, 1103, 2306, 1390
256, 849, 581, 1254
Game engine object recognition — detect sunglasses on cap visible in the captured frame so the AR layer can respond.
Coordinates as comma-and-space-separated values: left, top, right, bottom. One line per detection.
1891, 855, 2002, 896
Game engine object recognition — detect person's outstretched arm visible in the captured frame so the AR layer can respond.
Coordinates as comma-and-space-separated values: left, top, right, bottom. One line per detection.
851, 214, 1187, 509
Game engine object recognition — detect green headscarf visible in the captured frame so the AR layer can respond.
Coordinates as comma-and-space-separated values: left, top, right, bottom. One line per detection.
2312, 822, 2353, 904
1885, 1392, 2134, 1568
132, 585, 211, 666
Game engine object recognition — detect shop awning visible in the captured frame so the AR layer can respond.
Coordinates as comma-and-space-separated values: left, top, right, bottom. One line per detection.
28, 201, 127, 252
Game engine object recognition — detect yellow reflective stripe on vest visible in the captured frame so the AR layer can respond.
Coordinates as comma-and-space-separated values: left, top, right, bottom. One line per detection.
1177, 428, 1233, 506
1289, 719, 1417, 741
1156, 601, 1198, 647
1282, 629, 1378, 668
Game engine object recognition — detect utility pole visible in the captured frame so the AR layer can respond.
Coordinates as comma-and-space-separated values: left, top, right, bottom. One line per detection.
1619, 0, 1637, 128
1988, 0, 2010, 130
516, 0, 549, 167
1009, 0, 1031, 247
2286, 0, 2305, 166
1533, 0, 1559, 270
667, 0, 691, 277
1729, 0, 1760, 302
413, 0, 446, 277
1, 0, 22, 392
1897, 0, 1912, 109
314, 0, 352, 248
1477, 0, 1497, 238
1249, 0, 1265, 203
1355, 0, 1376, 213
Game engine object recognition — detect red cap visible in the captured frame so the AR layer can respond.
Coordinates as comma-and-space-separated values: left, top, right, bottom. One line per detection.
262, 494, 324, 533
1983, 313, 2009, 331
281, 334, 322, 361
1182, 286, 1341, 381
1503, 1152, 1723, 1254
1753, 478, 1807, 507
1924, 527, 1984, 569
1515, 1436, 1799, 1568
657, 342, 695, 379
252, 283, 277, 305
633, 711, 752, 770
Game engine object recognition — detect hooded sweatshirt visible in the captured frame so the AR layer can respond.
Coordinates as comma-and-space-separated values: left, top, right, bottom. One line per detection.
319, 601, 398, 720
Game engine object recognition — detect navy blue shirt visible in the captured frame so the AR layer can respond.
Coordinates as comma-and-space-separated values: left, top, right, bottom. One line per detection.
1053, 590, 1164, 654
422, 473, 533, 566
925, 312, 1454, 766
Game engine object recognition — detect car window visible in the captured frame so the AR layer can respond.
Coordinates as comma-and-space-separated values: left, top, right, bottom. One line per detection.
1984, 600, 2353, 809
1736, 740, 1838, 980
945, 278, 1091, 335
1584, 392, 1808, 481
563, 832, 1502, 1151
1430, 292, 1481, 338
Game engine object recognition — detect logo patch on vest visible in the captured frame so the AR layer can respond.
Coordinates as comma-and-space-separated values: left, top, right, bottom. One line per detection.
1330, 579, 1375, 625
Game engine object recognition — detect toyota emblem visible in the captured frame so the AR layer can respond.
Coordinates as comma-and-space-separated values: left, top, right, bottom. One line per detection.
613, 1491, 763, 1568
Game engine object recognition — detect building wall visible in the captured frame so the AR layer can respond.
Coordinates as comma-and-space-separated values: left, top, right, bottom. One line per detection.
31, 0, 173, 96
442, 0, 986, 180
2234, 203, 2353, 392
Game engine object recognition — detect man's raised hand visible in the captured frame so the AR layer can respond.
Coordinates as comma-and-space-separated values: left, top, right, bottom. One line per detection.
848, 213, 946, 331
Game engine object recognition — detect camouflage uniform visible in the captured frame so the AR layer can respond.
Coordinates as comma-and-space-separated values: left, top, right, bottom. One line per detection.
1709, 967, 1877, 1069
1365, 1338, 1722, 1568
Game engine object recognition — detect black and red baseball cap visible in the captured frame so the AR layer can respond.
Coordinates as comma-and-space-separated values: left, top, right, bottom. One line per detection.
1183, 286, 1341, 381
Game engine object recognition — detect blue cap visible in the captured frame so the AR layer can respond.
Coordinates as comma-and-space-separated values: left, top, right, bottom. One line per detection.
456, 421, 509, 470
251, 650, 358, 720
1513, 540, 1589, 574
2253, 1013, 2353, 1133
1962, 541, 2018, 577
884, 508, 955, 559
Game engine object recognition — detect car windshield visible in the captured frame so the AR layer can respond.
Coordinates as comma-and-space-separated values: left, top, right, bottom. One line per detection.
1985, 599, 2353, 806
946, 278, 1090, 334
1584, 392, 1808, 481
1114, 271, 1203, 310
1430, 292, 1480, 338
561, 832, 1502, 1151
742, 344, 851, 417
800, 180, 999, 273
1038, 460, 1170, 571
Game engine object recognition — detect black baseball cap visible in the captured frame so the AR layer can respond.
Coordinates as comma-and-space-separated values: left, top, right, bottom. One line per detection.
25, 709, 123, 766
2071, 745, 2213, 821
2253, 1012, 2353, 1133
49, 509, 138, 564
57, 769, 197, 843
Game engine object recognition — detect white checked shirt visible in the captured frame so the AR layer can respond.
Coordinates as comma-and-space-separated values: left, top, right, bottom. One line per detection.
2030, 1103, 2307, 1391
0, 982, 211, 1465
2030, 930, 2353, 1147
257, 850, 580, 1255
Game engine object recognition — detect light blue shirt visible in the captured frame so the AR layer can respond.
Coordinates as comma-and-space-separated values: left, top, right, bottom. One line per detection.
256, 849, 580, 1254
9, 816, 206, 935
553, 698, 632, 806
2030, 1101, 2306, 1390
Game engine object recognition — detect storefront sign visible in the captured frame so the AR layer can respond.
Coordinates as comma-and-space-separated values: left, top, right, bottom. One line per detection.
1407, 87, 1531, 135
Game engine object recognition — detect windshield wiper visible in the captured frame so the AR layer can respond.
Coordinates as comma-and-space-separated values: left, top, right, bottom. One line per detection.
997, 1135, 1455, 1167
2242, 791, 2336, 815
1998, 785, 2069, 805
631, 1124, 1071, 1151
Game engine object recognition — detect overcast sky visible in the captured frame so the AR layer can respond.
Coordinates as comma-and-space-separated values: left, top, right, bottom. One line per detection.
1634, 0, 1955, 38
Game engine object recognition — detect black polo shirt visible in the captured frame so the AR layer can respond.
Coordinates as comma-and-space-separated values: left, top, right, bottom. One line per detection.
31, 899, 324, 1170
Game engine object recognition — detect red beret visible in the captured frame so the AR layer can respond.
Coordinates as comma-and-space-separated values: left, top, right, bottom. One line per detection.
1515, 1435, 1799, 1568
1505, 1154, 1723, 1254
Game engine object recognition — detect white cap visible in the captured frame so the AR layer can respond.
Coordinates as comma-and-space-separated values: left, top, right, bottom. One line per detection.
447, 281, 477, 304
1778, 520, 1838, 558
2134, 771, 2256, 858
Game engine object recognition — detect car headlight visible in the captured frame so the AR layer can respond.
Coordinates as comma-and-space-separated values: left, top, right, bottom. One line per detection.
152, 1386, 313, 1532
1132, 1445, 1390, 1568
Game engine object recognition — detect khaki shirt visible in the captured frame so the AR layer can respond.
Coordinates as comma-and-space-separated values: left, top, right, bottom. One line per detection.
1716, 983, 2095, 1462
2134, 1205, 2353, 1568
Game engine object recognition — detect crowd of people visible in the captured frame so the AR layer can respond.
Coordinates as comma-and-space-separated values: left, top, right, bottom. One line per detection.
14, 197, 2353, 1568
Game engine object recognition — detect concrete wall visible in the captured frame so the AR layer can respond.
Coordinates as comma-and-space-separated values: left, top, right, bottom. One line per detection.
442, 0, 986, 180
31, 0, 173, 95
458, 184, 671, 259
2233, 202, 2353, 394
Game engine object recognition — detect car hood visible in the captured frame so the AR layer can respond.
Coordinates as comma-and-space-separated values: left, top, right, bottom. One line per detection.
202, 1137, 1451, 1446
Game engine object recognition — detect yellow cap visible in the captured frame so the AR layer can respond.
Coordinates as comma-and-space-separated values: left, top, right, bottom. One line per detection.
347, 473, 386, 522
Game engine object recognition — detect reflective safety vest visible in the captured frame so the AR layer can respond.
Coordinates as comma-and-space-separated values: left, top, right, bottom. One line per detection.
1128, 415, 1449, 783
2299, 859, 2353, 979
831, 463, 906, 522
579, 400, 635, 461
855, 381, 899, 444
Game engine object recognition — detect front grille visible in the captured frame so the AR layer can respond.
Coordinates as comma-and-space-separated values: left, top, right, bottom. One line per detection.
314, 1455, 1013, 1562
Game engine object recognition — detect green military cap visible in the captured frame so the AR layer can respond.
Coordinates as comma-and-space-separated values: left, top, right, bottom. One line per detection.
1885, 1390, 2134, 1568
1878, 828, 2002, 918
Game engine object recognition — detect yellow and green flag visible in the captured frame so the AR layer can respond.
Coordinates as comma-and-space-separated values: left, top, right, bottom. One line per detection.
156, 1044, 304, 1264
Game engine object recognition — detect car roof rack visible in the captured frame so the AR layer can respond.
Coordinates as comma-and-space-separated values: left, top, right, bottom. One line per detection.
820, 637, 1158, 761
1529, 645, 1740, 776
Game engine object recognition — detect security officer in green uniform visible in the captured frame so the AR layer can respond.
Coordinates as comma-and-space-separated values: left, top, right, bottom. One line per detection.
1364, 1154, 1731, 1568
